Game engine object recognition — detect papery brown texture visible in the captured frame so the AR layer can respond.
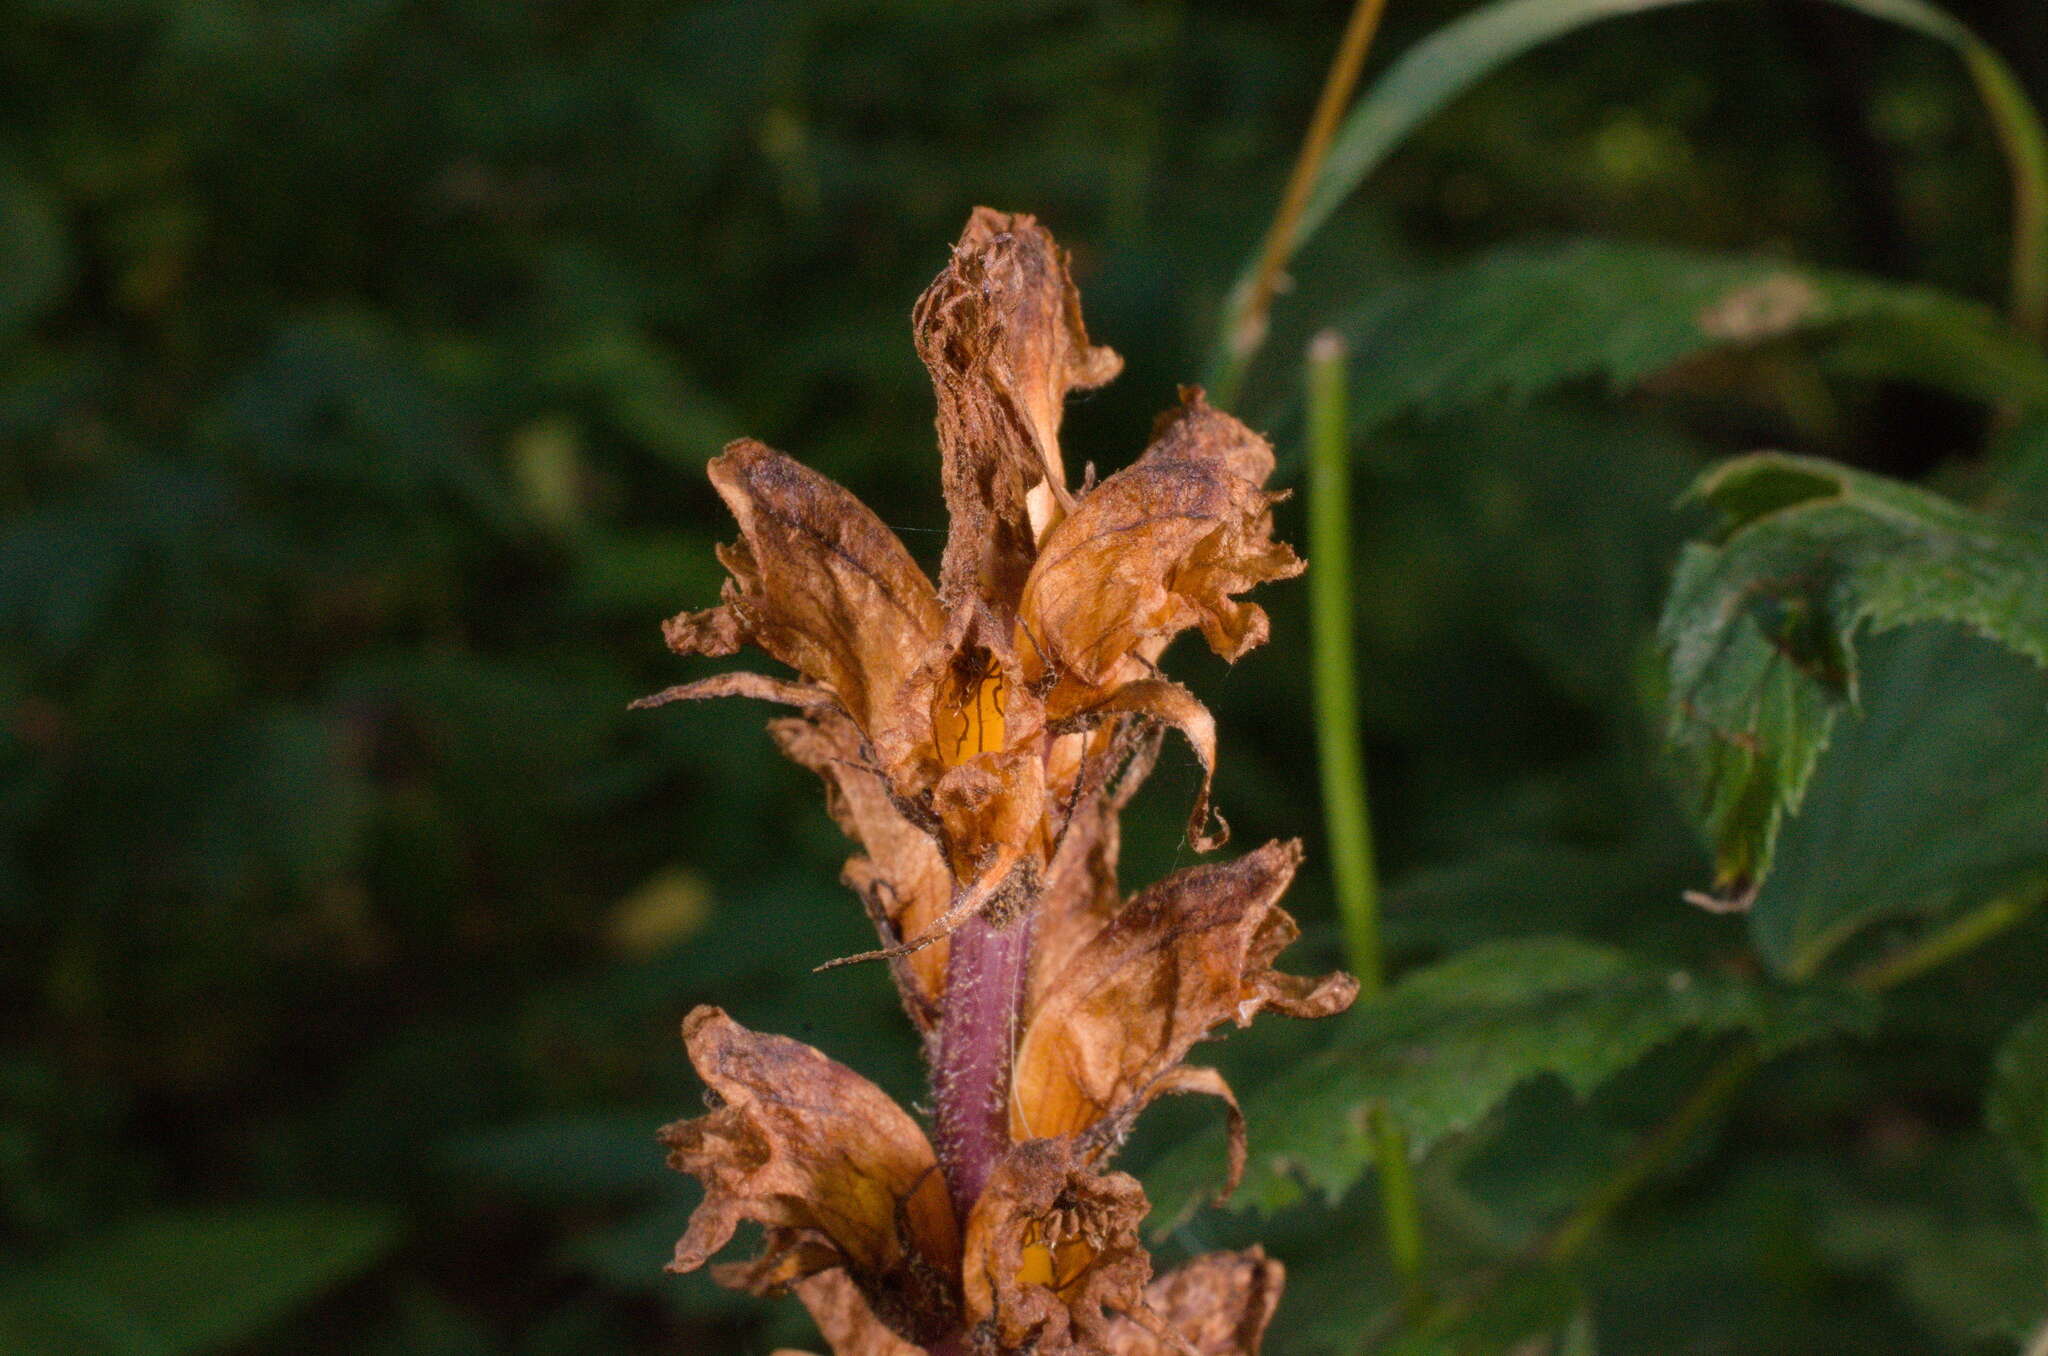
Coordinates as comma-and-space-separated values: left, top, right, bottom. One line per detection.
1018, 391, 1302, 697
779, 1271, 927, 1356
660, 1007, 961, 1345
772, 709, 953, 1026
914, 208, 1122, 610
651, 440, 945, 782
959, 1138, 1167, 1354
651, 210, 1344, 1356
1010, 840, 1358, 1186
1100, 1250, 1286, 1355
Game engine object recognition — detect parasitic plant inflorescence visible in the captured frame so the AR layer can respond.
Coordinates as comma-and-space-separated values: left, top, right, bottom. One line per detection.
640, 209, 1356, 1355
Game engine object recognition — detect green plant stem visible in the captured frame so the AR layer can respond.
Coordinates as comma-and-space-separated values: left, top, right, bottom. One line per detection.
1847, 882, 2048, 994
1213, 0, 1390, 408
1307, 332, 1383, 993
1539, 1043, 1762, 1266
1536, 882, 2048, 1270
1306, 330, 1427, 1310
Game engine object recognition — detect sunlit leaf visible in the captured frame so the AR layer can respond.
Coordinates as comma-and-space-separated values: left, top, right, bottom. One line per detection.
1338, 240, 2048, 424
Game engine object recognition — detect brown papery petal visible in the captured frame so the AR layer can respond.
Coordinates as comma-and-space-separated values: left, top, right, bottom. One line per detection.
1053, 678, 1225, 853
960, 1138, 1159, 1354
914, 209, 1122, 612
772, 710, 952, 1028
1018, 390, 1303, 694
787, 1271, 926, 1356
660, 440, 944, 771
661, 1008, 960, 1344
1102, 1250, 1286, 1355
1008, 841, 1357, 1175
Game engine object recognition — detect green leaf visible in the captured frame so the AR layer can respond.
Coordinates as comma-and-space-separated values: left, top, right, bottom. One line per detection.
1143, 937, 1867, 1228
0, 1204, 403, 1356
1215, 0, 2048, 374
1339, 239, 2048, 425
1657, 453, 2048, 956
1989, 1005, 2048, 1228
439, 1111, 670, 1205
1381, 1267, 1583, 1356
1744, 627, 2048, 973
0, 168, 68, 340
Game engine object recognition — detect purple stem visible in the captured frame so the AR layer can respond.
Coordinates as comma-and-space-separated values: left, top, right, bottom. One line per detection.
931, 908, 1035, 1227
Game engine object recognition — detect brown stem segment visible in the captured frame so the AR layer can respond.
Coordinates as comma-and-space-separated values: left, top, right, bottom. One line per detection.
932, 909, 1035, 1225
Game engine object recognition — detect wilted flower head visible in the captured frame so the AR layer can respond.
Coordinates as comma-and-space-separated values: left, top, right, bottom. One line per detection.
644, 210, 1354, 1354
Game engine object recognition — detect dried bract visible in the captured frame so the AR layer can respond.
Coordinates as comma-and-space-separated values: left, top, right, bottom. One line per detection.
648, 210, 1352, 1354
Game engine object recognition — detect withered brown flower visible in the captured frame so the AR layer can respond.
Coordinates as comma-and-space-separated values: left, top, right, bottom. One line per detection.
646, 210, 1355, 1355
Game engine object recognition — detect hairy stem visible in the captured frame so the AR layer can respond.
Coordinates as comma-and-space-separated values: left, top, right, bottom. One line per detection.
1307, 331, 1428, 1309
932, 909, 1035, 1225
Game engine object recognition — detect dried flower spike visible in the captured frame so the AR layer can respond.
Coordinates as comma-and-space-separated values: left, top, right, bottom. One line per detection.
645, 209, 1355, 1354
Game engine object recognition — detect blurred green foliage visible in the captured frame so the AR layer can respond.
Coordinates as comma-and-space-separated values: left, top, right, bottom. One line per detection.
5, 0, 2048, 1352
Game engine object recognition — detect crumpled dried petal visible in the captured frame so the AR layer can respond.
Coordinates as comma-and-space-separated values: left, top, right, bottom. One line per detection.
771, 710, 953, 1028
1101, 1250, 1286, 1355
915, 209, 1122, 611
960, 1138, 1162, 1353
660, 1007, 960, 1345
657, 440, 945, 775
1018, 390, 1302, 704
1053, 677, 1224, 852
1009, 840, 1358, 1190
782, 1271, 925, 1356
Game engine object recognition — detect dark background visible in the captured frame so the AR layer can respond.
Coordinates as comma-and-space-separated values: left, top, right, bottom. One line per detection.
4, 1, 2046, 1352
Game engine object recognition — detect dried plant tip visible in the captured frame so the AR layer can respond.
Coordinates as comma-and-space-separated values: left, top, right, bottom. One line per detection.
915, 209, 1122, 609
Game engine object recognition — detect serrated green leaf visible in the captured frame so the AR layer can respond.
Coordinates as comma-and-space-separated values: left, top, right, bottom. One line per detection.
1214, 0, 2048, 378
0, 1204, 403, 1356
1989, 1005, 2048, 1228
1657, 453, 2048, 960
1746, 627, 2048, 972
1339, 240, 2048, 425
1144, 937, 1867, 1228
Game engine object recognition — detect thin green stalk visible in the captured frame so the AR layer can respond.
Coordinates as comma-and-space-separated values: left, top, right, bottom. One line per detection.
1213, 0, 1391, 409
1307, 331, 1383, 991
1539, 1044, 1762, 1265
1307, 330, 1427, 1308
1535, 881, 2048, 1268
1847, 882, 2048, 994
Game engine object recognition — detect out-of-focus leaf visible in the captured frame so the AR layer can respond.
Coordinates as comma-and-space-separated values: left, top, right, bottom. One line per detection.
439, 1112, 671, 1205
1989, 1005, 2048, 1228
1658, 453, 2048, 957
1819, 1203, 2045, 1345
1339, 240, 2048, 423
0, 168, 69, 339
1144, 937, 1869, 1227
1380, 1267, 1582, 1356
1746, 626, 2048, 974
0, 1204, 401, 1356
0, 465, 247, 658
219, 317, 510, 528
